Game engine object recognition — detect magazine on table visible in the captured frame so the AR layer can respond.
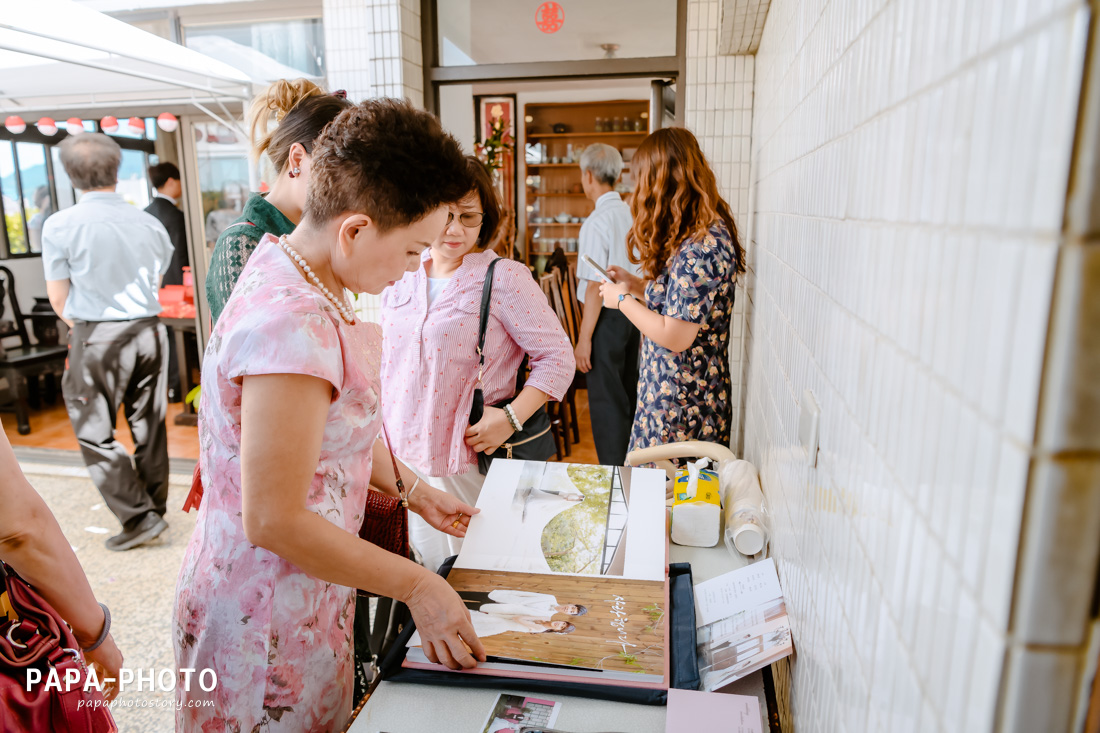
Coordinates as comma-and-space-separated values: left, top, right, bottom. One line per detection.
403, 459, 670, 689
693, 558, 793, 691
480, 693, 562, 733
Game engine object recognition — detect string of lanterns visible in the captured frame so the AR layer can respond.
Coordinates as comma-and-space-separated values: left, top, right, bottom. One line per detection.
2, 112, 179, 137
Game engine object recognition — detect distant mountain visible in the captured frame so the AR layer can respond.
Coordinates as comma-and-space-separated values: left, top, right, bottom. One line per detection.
1, 152, 149, 202
1, 164, 47, 198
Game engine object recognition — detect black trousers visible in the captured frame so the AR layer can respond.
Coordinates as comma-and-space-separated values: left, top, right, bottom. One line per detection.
62, 318, 170, 531
165, 326, 180, 401
586, 308, 641, 466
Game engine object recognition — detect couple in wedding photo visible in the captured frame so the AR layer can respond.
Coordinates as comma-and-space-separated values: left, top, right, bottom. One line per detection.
460, 589, 587, 639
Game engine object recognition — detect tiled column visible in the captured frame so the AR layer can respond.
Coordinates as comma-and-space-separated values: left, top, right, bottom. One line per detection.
683, 0, 755, 456
322, 0, 424, 105
322, 0, 372, 101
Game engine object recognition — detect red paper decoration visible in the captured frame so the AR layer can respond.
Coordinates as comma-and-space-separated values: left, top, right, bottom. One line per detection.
100, 115, 119, 134
36, 118, 57, 136
4, 116, 25, 134
156, 112, 178, 133
65, 117, 84, 135
126, 116, 145, 135
535, 2, 564, 33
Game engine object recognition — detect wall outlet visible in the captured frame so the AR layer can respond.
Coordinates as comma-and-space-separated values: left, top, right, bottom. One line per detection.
799, 389, 820, 468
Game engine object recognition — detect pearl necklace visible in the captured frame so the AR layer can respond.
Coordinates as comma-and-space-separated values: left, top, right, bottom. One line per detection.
278, 235, 357, 324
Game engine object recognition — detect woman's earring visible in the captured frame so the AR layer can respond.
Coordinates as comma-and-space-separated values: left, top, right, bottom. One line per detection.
290, 167, 301, 178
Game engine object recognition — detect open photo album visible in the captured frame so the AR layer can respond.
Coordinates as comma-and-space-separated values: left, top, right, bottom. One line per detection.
404, 459, 670, 689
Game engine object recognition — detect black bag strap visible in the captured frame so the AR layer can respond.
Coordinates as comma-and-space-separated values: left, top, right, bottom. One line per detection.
476, 257, 502, 374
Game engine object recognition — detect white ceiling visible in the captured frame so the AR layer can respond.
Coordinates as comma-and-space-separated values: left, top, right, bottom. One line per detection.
441, 0, 678, 66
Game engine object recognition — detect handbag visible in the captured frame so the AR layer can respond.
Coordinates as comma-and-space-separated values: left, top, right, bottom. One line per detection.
469, 257, 557, 475
353, 423, 413, 691
0, 562, 117, 733
356, 421, 411, 597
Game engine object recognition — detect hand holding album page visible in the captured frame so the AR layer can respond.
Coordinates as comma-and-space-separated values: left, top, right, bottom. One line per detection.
405, 460, 670, 688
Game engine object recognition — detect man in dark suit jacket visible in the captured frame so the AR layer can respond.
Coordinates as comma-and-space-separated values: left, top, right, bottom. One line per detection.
145, 163, 188, 285
145, 163, 189, 401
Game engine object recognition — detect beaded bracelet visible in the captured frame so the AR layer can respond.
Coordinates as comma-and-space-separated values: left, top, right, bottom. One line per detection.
503, 404, 523, 432
82, 603, 111, 653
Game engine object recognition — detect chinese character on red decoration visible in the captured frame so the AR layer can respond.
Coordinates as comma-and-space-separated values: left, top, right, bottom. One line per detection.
536, 2, 564, 33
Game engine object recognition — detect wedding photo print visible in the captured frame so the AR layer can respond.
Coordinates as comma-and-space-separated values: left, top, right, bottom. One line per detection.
455, 460, 666, 581
407, 568, 667, 683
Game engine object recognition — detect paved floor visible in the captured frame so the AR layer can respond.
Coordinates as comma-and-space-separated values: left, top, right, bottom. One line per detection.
19, 459, 196, 733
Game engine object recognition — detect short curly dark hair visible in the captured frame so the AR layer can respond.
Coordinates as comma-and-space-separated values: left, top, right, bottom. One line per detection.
304, 98, 471, 230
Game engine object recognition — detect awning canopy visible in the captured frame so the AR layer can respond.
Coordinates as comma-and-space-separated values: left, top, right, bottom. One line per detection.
0, 0, 254, 119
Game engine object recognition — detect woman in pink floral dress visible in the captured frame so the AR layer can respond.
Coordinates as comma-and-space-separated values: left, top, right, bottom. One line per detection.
174, 100, 488, 732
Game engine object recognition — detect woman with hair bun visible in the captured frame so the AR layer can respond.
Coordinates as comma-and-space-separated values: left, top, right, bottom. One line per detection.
205, 78, 352, 326
184, 81, 351, 515
599, 127, 745, 451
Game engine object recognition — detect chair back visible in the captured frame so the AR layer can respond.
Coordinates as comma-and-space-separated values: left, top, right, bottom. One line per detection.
0, 267, 31, 349
560, 263, 581, 341
538, 272, 555, 304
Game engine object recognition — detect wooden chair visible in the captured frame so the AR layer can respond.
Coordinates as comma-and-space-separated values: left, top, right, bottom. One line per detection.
0, 267, 68, 435
536, 273, 571, 458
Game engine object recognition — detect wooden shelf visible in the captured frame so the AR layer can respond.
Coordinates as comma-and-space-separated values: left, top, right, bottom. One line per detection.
523, 98, 647, 274
526, 131, 647, 139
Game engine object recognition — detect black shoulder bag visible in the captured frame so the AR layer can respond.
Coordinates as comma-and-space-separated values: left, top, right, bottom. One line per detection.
469, 257, 557, 474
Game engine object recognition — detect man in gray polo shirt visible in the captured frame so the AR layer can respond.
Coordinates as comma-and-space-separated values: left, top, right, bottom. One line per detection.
574, 143, 642, 466
42, 133, 174, 551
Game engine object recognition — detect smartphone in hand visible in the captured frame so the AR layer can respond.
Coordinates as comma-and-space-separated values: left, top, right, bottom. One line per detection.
581, 254, 617, 283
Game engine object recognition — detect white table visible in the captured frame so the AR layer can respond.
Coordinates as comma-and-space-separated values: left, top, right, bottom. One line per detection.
348, 543, 769, 733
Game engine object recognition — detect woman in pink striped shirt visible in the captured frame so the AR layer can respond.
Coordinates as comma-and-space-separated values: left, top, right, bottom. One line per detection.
381, 159, 575, 572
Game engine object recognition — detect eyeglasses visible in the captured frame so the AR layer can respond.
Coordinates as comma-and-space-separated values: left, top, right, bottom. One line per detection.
446, 211, 485, 228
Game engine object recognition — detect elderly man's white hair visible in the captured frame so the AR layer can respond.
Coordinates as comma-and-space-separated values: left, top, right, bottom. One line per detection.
579, 143, 623, 186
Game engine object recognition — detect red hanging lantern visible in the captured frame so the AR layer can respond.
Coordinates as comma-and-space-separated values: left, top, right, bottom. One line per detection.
65, 117, 85, 135
126, 116, 145, 135
100, 115, 119, 134
4, 116, 25, 134
36, 117, 57, 136
156, 112, 178, 133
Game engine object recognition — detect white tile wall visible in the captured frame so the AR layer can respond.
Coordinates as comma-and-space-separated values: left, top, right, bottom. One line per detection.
685, 0, 755, 456
744, 0, 1090, 730
718, 0, 772, 54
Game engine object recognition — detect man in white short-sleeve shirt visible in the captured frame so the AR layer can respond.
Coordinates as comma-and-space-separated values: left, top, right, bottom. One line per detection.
574, 143, 642, 466
42, 132, 173, 552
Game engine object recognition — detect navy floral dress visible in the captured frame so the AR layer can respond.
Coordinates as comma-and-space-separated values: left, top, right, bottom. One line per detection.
629, 221, 737, 452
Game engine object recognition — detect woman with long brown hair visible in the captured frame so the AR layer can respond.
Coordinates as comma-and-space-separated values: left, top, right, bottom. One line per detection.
600, 127, 744, 451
